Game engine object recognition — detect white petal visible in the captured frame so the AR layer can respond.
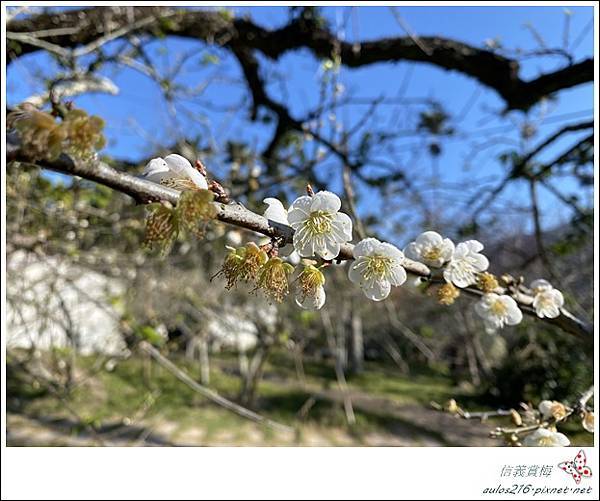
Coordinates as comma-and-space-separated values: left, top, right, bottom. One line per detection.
263, 197, 289, 225
444, 266, 475, 288
522, 429, 547, 446
474, 297, 491, 318
293, 225, 316, 257
551, 289, 564, 307
289, 195, 312, 213
441, 239, 455, 260
348, 258, 368, 284
484, 318, 502, 332
554, 432, 570, 446
317, 238, 340, 260
363, 279, 391, 301
296, 286, 326, 310
543, 304, 561, 319
505, 304, 523, 325
452, 242, 470, 259
464, 240, 484, 253
164, 153, 208, 189
164, 153, 193, 174
286, 250, 301, 265
531, 279, 553, 293
470, 253, 489, 272
387, 264, 407, 286
310, 191, 341, 213
403, 242, 422, 262
353, 238, 380, 258
142, 157, 170, 182
376, 242, 404, 263
416, 231, 443, 246
538, 400, 554, 419
287, 196, 312, 226
334, 212, 353, 240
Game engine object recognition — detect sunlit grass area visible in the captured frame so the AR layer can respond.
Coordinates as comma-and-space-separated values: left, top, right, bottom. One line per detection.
7, 349, 593, 447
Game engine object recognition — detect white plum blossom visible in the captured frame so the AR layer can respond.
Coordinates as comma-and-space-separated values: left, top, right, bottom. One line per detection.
443, 240, 489, 288
530, 279, 553, 294
262, 198, 298, 259
474, 293, 523, 332
538, 400, 568, 421
348, 238, 407, 301
142, 153, 208, 190
522, 428, 570, 447
404, 231, 454, 268
530, 279, 564, 319
287, 191, 352, 260
295, 264, 327, 311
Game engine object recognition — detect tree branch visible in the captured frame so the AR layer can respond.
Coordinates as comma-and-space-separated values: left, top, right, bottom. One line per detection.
7, 133, 592, 341
7, 6, 593, 112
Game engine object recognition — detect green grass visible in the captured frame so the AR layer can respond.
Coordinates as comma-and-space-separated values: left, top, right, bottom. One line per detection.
6, 349, 594, 446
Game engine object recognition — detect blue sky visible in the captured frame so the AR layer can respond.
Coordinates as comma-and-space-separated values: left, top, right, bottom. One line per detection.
7, 5, 594, 239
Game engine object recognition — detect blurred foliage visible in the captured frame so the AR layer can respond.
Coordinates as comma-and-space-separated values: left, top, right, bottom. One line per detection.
486, 326, 591, 406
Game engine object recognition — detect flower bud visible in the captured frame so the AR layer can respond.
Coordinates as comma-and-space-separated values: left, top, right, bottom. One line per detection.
437, 283, 460, 305
256, 257, 294, 302
477, 272, 500, 293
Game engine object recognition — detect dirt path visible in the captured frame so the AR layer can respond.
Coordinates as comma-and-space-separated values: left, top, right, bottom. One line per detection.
314, 389, 497, 446
7, 388, 497, 447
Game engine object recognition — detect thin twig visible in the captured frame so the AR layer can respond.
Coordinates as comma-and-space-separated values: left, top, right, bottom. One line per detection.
137, 341, 293, 434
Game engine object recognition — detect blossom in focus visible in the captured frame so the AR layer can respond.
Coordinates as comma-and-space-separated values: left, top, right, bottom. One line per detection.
538, 400, 568, 421
348, 238, 407, 301
219, 242, 268, 289
522, 428, 570, 447
530, 279, 564, 319
474, 293, 523, 332
404, 231, 454, 268
142, 154, 208, 190
287, 191, 352, 260
295, 264, 326, 310
443, 240, 489, 288
256, 257, 294, 303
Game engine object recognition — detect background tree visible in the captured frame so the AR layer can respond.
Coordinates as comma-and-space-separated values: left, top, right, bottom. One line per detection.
5, 5, 594, 446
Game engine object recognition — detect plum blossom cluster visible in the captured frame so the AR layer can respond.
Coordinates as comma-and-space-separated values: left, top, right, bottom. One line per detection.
403, 230, 568, 333
139, 155, 566, 331
516, 398, 594, 447
444, 395, 593, 447
529, 279, 564, 319
403, 230, 522, 333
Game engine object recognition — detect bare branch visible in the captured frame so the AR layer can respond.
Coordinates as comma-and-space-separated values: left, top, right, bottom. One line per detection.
7, 133, 592, 341
138, 341, 293, 434
7, 6, 593, 112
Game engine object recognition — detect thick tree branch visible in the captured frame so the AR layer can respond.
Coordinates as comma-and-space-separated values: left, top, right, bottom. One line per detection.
7, 134, 592, 341
7, 6, 593, 112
